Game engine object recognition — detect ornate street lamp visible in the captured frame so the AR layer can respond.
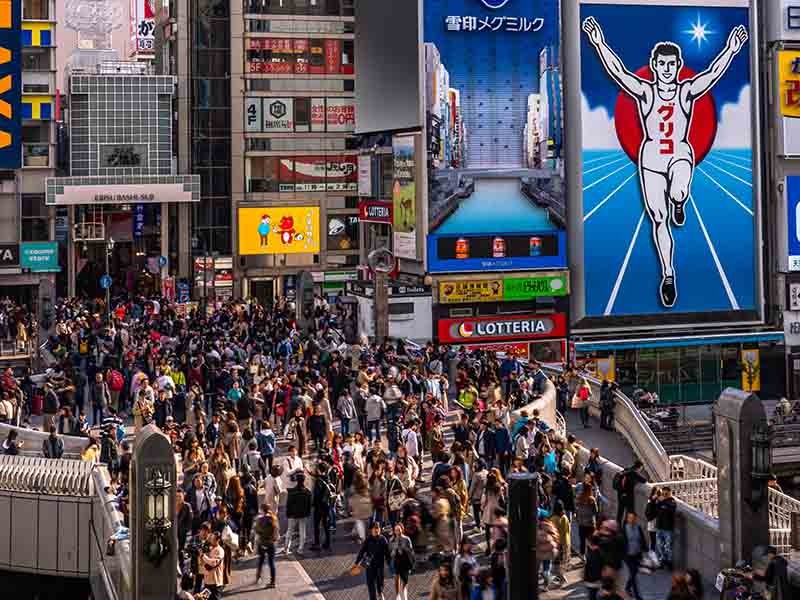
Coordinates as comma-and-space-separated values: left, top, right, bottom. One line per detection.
748, 421, 772, 511
142, 466, 172, 567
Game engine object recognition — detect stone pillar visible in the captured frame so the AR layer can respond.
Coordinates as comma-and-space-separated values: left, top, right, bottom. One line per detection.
714, 388, 770, 567
131, 425, 177, 600
508, 472, 539, 600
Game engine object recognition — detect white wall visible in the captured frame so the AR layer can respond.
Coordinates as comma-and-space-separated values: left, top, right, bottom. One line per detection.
354, 295, 432, 343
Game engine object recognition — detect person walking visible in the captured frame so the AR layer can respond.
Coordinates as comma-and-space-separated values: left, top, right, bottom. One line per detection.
311, 463, 334, 551
254, 504, 279, 588
655, 486, 677, 570
622, 511, 648, 600
353, 521, 391, 600
573, 378, 591, 428
284, 472, 312, 556
389, 523, 414, 600
614, 461, 646, 524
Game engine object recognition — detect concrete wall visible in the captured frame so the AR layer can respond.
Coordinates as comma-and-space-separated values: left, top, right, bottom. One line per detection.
0, 423, 88, 457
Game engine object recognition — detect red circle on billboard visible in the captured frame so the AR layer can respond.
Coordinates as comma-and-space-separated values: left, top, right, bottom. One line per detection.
614, 66, 717, 166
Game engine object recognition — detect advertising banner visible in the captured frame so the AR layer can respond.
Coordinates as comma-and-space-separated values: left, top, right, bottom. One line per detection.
130, 0, 155, 56
503, 273, 568, 300
245, 98, 262, 132
262, 98, 294, 132
359, 200, 392, 223
424, 0, 565, 273
741, 348, 760, 391
0, 0, 20, 169
311, 98, 326, 131
278, 155, 358, 192
438, 312, 567, 344
439, 279, 503, 304
325, 98, 356, 132
358, 156, 373, 196
777, 50, 800, 156
392, 135, 417, 259
580, 0, 755, 318
788, 176, 800, 271
20, 242, 59, 272
238, 206, 321, 255
464, 342, 530, 359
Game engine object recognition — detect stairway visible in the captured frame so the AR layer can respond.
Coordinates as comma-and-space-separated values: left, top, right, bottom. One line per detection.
653, 423, 714, 455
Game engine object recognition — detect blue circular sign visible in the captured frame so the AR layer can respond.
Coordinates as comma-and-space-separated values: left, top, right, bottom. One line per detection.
100, 274, 112, 290
480, 0, 510, 8
158, 255, 168, 267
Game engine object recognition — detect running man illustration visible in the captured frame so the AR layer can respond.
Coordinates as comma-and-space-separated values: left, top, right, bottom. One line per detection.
582, 17, 748, 307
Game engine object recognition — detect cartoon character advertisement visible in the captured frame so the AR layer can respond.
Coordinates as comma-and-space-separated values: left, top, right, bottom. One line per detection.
580, 0, 755, 318
238, 207, 321, 255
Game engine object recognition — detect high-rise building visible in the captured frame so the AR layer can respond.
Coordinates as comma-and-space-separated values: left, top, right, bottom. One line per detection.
157, 0, 358, 304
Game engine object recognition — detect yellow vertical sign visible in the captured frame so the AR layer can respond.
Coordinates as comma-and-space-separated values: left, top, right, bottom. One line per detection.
779, 50, 800, 117
741, 349, 760, 392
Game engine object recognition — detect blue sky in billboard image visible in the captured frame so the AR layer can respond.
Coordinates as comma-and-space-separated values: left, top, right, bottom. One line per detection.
580, 2, 755, 318
425, 0, 564, 246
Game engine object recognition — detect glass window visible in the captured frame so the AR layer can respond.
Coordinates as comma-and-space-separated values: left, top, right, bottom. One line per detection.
23, 0, 48, 19
342, 40, 354, 74
616, 350, 637, 398
326, 214, 358, 251
680, 346, 701, 404
721, 345, 740, 388
21, 194, 48, 242
22, 49, 51, 71
295, 98, 311, 132
380, 154, 393, 199
636, 349, 658, 399
248, 156, 280, 192
658, 348, 680, 405
699, 345, 720, 402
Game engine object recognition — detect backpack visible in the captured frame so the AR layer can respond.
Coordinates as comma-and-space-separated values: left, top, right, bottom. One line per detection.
612, 471, 627, 493
317, 478, 336, 507
108, 370, 124, 392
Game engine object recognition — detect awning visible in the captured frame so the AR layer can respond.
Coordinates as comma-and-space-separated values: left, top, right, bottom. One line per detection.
575, 331, 784, 353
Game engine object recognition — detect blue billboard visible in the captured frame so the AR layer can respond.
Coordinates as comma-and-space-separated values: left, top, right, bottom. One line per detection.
788, 176, 800, 271
0, 0, 21, 169
580, 0, 755, 317
424, 0, 565, 273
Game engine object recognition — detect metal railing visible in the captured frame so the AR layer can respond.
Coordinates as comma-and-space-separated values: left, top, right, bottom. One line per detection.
542, 365, 670, 480
669, 454, 718, 480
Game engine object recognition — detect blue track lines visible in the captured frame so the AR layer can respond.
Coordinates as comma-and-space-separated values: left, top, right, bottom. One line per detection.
582, 149, 756, 317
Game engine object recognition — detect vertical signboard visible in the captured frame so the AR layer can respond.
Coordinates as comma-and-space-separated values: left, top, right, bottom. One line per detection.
777, 50, 800, 156
130, 0, 156, 56
579, 0, 755, 319
392, 135, 417, 260
244, 98, 262, 132
424, 0, 566, 273
0, 0, 20, 169
788, 177, 800, 271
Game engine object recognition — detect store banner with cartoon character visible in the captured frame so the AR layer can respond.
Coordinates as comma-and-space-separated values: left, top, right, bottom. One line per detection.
238, 206, 321, 255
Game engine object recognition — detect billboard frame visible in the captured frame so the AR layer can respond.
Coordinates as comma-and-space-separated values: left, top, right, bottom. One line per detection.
565, 0, 765, 333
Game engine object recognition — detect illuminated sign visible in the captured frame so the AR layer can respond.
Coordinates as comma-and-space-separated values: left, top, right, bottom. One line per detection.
439, 279, 503, 303
0, 0, 20, 169
438, 312, 567, 343
130, 0, 155, 56
359, 200, 392, 223
238, 206, 321, 255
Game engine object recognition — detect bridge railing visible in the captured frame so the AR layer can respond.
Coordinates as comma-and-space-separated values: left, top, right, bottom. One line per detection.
510, 376, 558, 433
669, 454, 718, 480
0, 423, 87, 458
542, 365, 670, 480
89, 466, 132, 600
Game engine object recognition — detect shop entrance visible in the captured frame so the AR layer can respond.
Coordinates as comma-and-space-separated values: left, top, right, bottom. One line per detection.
250, 279, 274, 306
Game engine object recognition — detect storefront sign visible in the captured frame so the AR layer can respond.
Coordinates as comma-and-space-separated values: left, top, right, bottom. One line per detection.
0, 243, 18, 266
778, 51, 800, 156
359, 200, 392, 223
503, 274, 568, 300
129, 0, 155, 55
176, 281, 191, 304
788, 177, 800, 270
790, 283, 800, 310
358, 156, 373, 197
244, 97, 262, 132
47, 176, 200, 205
263, 98, 294, 132
20, 242, 59, 272
389, 283, 431, 297
439, 279, 502, 304
238, 206, 321, 255
741, 348, 761, 392
325, 98, 355, 132
785, 310, 800, 346
464, 342, 529, 359
438, 313, 567, 343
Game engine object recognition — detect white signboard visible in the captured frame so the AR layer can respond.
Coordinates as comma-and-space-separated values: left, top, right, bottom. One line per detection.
245, 98, 262, 132
791, 283, 800, 311
358, 155, 372, 196
326, 98, 356, 132
785, 310, 800, 346
53, 183, 196, 205
130, 0, 155, 56
263, 98, 294, 132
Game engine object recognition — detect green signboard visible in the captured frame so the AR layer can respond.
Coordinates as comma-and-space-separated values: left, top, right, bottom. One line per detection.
20, 241, 60, 273
503, 274, 568, 301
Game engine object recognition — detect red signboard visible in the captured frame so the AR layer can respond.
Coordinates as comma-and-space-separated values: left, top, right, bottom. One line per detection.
438, 313, 567, 344
325, 39, 341, 74
359, 200, 393, 224
278, 155, 358, 192
464, 342, 529, 359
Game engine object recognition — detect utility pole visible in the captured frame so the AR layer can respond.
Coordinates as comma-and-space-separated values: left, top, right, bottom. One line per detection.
367, 248, 393, 344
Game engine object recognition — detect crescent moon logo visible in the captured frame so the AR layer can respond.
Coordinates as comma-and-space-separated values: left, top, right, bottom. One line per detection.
480, 0, 511, 8
458, 322, 474, 338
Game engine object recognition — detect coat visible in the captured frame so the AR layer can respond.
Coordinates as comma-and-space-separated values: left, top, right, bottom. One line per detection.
201, 545, 225, 586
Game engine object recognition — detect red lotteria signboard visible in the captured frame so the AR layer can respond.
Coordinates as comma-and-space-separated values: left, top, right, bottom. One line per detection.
359, 200, 393, 224
438, 313, 567, 343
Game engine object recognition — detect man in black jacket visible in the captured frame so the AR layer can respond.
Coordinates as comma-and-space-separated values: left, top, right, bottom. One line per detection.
310, 463, 334, 551
655, 486, 677, 570
285, 472, 312, 556
475, 420, 496, 468
353, 521, 390, 600
176, 488, 194, 554
615, 461, 647, 523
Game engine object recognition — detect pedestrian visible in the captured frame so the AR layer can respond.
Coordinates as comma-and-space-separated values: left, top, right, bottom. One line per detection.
614, 461, 646, 524
2, 429, 22, 455
254, 504, 279, 589
255, 420, 276, 474
575, 477, 599, 557
655, 486, 677, 570
389, 523, 414, 600
365, 387, 385, 443
430, 562, 459, 600
572, 378, 591, 428
468, 460, 487, 531
453, 536, 478, 588
644, 487, 661, 550
284, 471, 312, 556
90, 372, 110, 426
308, 404, 327, 452
311, 462, 334, 551
621, 511, 648, 600
200, 532, 225, 600
353, 521, 391, 600
262, 465, 284, 514
550, 500, 571, 588
337, 389, 356, 437
42, 425, 64, 459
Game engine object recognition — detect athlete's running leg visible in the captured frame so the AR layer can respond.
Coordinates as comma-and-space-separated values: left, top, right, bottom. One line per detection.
641, 169, 677, 307
668, 160, 692, 227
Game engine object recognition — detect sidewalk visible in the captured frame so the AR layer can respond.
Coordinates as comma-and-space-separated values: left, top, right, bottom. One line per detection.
227, 555, 325, 600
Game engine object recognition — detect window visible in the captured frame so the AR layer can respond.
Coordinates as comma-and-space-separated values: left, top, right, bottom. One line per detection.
295, 98, 311, 132
23, 0, 48, 19
22, 49, 51, 71
21, 194, 48, 242
388, 302, 414, 316
380, 154, 393, 199
326, 214, 358, 250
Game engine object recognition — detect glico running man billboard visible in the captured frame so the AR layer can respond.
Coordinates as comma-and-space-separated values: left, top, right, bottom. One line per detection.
579, 0, 756, 319
425, 0, 566, 273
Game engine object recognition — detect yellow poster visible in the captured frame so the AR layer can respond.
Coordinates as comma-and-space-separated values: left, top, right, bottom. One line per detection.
439, 279, 503, 303
238, 206, 321, 255
741, 349, 761, 392
595, 356, 615, 383
779, 50, 800, 118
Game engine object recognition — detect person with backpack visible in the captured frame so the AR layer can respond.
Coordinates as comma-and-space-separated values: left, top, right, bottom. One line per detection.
106, 367, 124, 414
254, 503, 279, 588
256, 420, 276, 474
284, 472, 312, 556
310, 462, 335, 551
614, 461, 647, 524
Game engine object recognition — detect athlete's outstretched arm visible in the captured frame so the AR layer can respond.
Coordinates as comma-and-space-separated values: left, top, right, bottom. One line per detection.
687, 25, 748, 99
582, 16, 647, 100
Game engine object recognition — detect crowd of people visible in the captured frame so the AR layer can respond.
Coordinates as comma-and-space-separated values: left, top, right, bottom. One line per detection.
0, 293, 774, 600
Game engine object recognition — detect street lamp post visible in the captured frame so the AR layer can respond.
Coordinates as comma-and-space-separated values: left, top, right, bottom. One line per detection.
105, 236, 115, 323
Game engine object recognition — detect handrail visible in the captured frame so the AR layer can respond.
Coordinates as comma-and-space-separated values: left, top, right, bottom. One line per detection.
542, 365, 670, 480
0, 422, 91, 458
510, 376, 558, 433
90, 467, 132, 600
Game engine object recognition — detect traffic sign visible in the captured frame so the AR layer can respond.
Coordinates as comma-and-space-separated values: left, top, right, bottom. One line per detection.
100, 274, 112, 289
158, 255, 167, 268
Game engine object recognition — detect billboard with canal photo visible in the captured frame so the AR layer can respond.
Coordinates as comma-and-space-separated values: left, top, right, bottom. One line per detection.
579, 0, 756, 319
424, 0, 566, 273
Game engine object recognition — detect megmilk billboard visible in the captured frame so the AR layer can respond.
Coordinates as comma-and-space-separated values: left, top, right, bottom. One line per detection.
579, 0, 757, 319
424, 0, 566, 273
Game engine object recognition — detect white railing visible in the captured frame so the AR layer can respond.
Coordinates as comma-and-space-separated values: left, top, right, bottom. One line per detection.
652, 477, 719, 518
0, 454, 94, 495
554, 410, 566, 439
769, 486, 800, 530
542, 365, 670, 480
770, 528, 792, 556
669, 454, 718, 481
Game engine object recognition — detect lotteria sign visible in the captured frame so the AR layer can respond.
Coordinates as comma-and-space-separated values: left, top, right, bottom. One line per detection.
438, 313, 567, 343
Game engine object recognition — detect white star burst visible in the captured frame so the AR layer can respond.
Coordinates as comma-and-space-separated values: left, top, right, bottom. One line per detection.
684, 15, 714, 48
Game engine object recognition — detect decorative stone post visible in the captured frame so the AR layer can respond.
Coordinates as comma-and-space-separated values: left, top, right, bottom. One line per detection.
131, 424, 177, 600
714, 388, 770, 567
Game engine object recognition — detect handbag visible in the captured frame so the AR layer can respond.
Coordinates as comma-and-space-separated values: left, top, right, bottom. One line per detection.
570, 393, 583, 409
221, 525, 239, 549
388, 489, 405, 512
